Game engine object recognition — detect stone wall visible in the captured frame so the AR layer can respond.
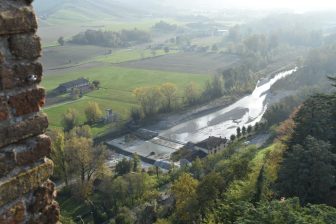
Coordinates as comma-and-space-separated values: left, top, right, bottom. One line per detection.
0, 0, 60, 223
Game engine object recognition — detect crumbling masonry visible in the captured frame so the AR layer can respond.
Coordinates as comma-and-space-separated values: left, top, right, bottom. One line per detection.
0, 0, 60, 223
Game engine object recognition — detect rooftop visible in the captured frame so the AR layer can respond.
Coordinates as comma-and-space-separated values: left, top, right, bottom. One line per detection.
195, 136, 228, 150
58, 77, 89, 89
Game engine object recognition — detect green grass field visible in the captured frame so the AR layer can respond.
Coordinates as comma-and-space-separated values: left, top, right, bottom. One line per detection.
43, 65, 209, 136
42, 45, 178, 70
92, 49, 178, 64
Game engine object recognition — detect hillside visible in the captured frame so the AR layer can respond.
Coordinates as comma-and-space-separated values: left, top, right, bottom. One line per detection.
33, 0, 175, 23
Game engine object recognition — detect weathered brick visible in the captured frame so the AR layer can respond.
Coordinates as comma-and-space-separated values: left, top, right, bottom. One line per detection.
0, 200, 26, 224
8, 88, 45, 116
0, 114, 49, 148
0, 158, 54, 207
29, 201, 60, 224
0, 6, 37, 36
0, 151, 15, 178
0, 51, 4, 63
0, 135, 51, 178
0, 96, 9, 121
0, 152, 14, 179
15, 134, 51, 166
0, 62, 43, 90
0, 65, 12, 90
29, 180, 56, 213
0, 1, 60, 223
9, 34, 41, 59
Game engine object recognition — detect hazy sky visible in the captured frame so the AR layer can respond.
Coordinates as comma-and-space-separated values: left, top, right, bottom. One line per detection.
168, 0, 336, 11
228, 0, 336, 10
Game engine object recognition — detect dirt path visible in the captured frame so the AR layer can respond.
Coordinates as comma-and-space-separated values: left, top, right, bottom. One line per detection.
44, 61, 109, 76
43, 97, 86, 110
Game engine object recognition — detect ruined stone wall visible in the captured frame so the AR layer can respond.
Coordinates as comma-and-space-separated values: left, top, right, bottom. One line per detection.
0, 0, 60, 223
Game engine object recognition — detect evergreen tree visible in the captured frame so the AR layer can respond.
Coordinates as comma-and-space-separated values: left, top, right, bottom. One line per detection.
277, 136, 336, 205
236, 127, 242, 138
242, 126, 247, 136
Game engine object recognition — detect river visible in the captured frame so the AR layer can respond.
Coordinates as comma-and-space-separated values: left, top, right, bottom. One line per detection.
160, 68, 297, 143
107, 68, 297, 163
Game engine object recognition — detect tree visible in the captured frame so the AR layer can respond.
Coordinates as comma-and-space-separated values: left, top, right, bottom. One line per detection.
164, 46, 170, 53
85, 101, 103, 125
252, 166, 265, 204
50, 129, 70, 186
58, 36, 65, 46
171, 173, 199, 223
230, 134, 236, 141
115, 207, 135, 224
160, 82, 177, 111
190, 157, 203, 179
247, 125, 253, 134
204, 75, 224, 99
196, 172, 223, 217
242, 126, 247, 136
66, 138, 108, 199
184, 82, 199, 105
277, 136, 336, 205
212, 75, 224, 97
132, 153, 141, 172
155, 219, 171, 224
68, 125, 92, 139
61, 108, 80, 131
236, 127, 241, 138
255, 122, 260, 131
130, 107, 142, 123
100, 173, 156, 211
133, 87, 162, 116
291, 95, 336, 148
92, 80, 101, 89
115, 158, 132, 176
211, 44, 219, 52
70, 29, 151, 47
228, 25, 241, 41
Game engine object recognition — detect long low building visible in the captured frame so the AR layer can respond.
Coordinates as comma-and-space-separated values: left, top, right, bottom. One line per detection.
55, 77, 90, 93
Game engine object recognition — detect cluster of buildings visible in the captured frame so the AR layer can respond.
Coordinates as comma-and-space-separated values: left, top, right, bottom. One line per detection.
55, 78, 118, 124
176, 136, 229, 163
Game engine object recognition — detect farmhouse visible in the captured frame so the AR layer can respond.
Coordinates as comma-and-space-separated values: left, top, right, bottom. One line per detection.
194, 136, 228, 154
55, 77, 90, 93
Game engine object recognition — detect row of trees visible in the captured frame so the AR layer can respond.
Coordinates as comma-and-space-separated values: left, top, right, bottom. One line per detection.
132, 77, 227, 121
70, 29, 151, 47
152, 21, 178, 32
230, 124, 254, 141
61, 102, 103, 131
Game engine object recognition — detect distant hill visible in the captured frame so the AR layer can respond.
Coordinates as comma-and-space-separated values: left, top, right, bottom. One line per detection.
33, 0, 175, 23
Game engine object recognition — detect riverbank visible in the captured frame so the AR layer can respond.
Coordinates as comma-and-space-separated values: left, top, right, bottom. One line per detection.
144, 63, 296, 133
